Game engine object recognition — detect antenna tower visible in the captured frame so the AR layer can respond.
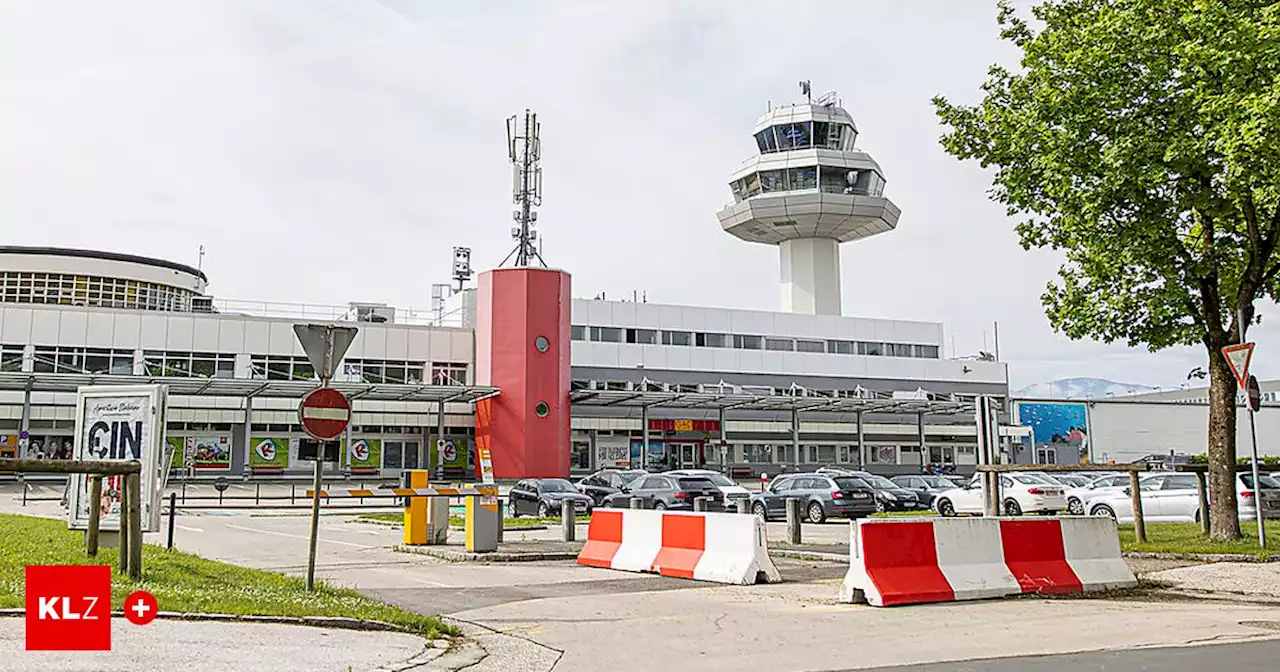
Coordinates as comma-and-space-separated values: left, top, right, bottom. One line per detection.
501, 109, 546, 267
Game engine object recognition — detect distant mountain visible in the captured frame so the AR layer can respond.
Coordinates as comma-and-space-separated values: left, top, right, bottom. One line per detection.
1013, 377, 1159, 400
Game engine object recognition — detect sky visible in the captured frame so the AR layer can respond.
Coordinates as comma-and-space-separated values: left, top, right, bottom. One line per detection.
0, 0, 1268, 391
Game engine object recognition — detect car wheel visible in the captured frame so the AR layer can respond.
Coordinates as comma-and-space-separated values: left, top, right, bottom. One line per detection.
807, 502, 826, 524
752, 502, 768, 520
654, 502, 667, 511
1092, 504, 1116, 519
1068, 497, 1083, 515
537, 501, 551, 518
1003, 499, 1022, 516
937, 498, 956, 517
874, 499, 886, 513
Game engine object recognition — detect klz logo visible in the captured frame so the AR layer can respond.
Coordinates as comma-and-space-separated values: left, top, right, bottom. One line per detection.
25, 565, 111, 651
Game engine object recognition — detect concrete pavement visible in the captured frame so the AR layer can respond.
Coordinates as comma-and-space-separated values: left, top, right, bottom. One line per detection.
7, 494, 1280, 671
858, 639, 1280, 671
0, 618, 440, 672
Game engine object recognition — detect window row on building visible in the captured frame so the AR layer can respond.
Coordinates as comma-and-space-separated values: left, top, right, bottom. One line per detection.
570, 326, 940, 359
1, 344, 471, 386
0, 271, 196, 312
729, 165, 887, 202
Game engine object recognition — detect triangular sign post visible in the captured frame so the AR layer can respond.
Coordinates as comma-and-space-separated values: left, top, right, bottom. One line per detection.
293, 324, 359, 382
1222, 342, 1256, 388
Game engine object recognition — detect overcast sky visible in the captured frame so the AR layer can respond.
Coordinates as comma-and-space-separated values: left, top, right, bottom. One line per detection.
1, 0, 1267, 390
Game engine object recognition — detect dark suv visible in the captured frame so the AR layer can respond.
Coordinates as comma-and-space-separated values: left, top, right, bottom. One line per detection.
575, 469, 647, 506
749, 473, 877, 523
602, 474, 723, 511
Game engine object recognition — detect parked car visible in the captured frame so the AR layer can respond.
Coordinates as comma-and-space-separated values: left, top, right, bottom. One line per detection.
574, 469, 647, 506
890, 475, 958, 507
508, 478, 595, 517
665, 469, 752, 506
602, 473, 724, 511
1065, 473, 1134, 515
1088, 472, 1280, 523
749, 473, 877, 523
933, 473, 1067, 516
846, 471, 923, 512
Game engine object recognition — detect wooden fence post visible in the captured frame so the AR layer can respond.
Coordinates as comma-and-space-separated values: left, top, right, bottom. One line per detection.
126, 472, 143, 580
1128, 470, 1147, 544
86, 476, 102, 557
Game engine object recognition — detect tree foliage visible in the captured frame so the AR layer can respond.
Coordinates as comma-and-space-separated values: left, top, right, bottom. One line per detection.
934, 0, 1280, 538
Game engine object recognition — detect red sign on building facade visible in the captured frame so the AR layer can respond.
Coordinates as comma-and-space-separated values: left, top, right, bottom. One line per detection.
647, 419, 722, 433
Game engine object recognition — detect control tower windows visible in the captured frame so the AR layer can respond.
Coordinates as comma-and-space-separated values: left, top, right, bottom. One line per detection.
755, 129, 778, 153
787, 167, 817, 191
775, 122, 812, 150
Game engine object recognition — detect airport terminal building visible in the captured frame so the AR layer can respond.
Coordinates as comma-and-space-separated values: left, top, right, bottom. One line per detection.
0, 92, 1017, 479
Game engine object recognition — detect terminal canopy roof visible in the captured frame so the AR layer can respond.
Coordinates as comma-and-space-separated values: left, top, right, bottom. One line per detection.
0, 372, 498, 404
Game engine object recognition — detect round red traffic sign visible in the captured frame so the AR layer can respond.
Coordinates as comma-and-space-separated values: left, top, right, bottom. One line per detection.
299, 387, 351, 440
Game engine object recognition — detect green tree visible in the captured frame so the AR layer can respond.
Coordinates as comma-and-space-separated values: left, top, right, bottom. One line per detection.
934, 0, 1280, 540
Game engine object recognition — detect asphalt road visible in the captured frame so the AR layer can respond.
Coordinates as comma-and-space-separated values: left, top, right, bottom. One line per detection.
855, 639, 1280, 671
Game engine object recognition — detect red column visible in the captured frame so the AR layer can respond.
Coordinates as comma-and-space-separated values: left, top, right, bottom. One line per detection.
473, 267, 571, 478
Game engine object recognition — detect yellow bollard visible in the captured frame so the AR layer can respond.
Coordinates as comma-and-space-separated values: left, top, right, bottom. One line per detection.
403, 470, 430, 545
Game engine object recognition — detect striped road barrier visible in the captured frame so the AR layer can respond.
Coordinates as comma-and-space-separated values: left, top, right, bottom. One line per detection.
305, 486, 499, 498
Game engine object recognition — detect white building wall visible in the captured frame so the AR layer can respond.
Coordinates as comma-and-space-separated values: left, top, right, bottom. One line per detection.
1087, 401, 1280, 463
569, 299, 1004, 384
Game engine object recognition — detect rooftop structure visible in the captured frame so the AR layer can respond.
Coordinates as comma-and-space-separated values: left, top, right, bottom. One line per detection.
715, 85, 901, 316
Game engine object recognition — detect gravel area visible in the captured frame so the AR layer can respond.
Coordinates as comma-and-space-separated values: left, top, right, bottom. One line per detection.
1146, 562, 1280, 600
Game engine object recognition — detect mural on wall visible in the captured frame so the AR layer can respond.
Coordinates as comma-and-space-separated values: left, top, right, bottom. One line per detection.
1015, 402, 1090, 461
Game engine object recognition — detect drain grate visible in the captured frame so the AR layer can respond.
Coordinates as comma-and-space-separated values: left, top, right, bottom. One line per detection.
1239, 620, 1280, 631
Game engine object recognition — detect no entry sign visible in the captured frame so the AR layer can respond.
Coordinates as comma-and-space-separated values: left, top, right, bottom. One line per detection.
299, 387, 351, 441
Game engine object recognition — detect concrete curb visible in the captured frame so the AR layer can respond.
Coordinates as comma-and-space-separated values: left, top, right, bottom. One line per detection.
0, 608, 451, 638
394, 544, 580, 562
1123, 551, 1277, 563
768, 549, 848, 563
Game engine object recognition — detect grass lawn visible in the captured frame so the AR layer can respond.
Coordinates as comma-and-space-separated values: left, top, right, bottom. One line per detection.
1118, 520, 1279, 559
0, 513, 452, 637
871, 510, 938, 518
357, 512, 565, 528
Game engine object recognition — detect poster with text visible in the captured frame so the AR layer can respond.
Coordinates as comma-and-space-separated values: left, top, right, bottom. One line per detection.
1014, 402, 1090, 461
68, 385, 166, 532
343, 438, 382, 471
191, 436, 232, 471
596, 440, 631, 469
249, 437, 290, 469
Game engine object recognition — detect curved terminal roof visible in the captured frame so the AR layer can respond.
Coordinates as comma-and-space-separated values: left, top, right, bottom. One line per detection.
0, 246, 208, 283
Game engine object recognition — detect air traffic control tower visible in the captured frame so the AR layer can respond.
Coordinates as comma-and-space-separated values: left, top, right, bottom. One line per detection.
716, 86, 901, 316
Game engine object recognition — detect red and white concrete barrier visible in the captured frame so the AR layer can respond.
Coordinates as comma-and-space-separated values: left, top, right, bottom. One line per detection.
841, 517, 1136, 607
578, 509, 781, 585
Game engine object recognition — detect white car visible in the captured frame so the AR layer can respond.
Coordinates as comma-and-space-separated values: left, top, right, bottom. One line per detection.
1065, 473, 1135, 515
1087, 472, 1280, 523
665, 469, 751, 506
933, 473, 1067, 517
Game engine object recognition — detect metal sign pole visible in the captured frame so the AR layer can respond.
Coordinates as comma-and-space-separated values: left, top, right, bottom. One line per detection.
305, 331, 333, 592
1248, 404, 1266, 548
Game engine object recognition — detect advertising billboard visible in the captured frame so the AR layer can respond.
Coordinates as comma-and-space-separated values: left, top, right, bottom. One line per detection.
249, 436, 290, 470
1014, 401, 1090, 463
67, 385, 168, 532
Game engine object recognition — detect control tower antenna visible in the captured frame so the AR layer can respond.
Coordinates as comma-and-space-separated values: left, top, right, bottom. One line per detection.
501, 109, 546, 268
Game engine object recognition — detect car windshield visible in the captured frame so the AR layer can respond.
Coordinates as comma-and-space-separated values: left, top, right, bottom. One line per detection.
1021, 473, 1055, 484
862, 475, 898, 489
697, 473, 736, 487
619, 471, 646, 484
1012, 475, 1044, 485
1242, 474, 1280, 489
539, 479, 577, 493
920, 476, 953, 488
834, 477, 871, 490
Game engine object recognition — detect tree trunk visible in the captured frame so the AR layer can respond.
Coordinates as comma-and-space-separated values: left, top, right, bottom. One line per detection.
1206, 344, 1242, 540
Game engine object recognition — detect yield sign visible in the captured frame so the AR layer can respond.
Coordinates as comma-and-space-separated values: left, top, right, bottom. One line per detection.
1223, 342, 1256, 388
293, 324, 358, 382
299, 387, 351, 441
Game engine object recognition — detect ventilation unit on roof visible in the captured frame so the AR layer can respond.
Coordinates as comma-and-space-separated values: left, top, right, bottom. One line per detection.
349, 302, 395, 324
